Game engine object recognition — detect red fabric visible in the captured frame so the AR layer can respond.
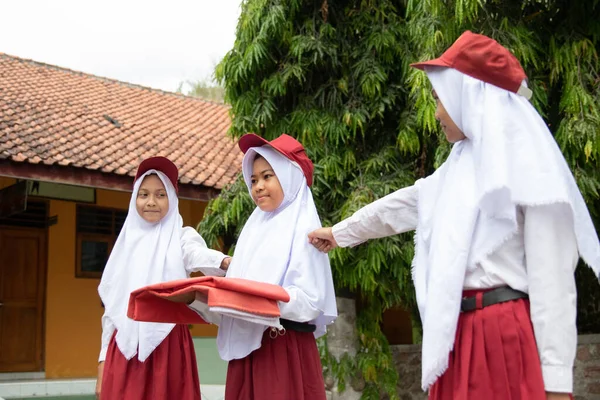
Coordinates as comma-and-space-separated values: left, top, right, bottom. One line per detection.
135, 156, 179, 192
429, 292, 546, 400
225, 329, 327, 400
411, 31, 527, 94
238, 133, 314, 186
475, 292, 483, 310
100, 324, 200, 400
128, 276, 291, 324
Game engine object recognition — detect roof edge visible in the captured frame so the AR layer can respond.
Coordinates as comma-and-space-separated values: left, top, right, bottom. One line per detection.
0, 160, 219, 201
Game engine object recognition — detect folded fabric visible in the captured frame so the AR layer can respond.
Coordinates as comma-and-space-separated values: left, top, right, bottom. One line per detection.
127, 276, 290, 325
188, 302, 282, 328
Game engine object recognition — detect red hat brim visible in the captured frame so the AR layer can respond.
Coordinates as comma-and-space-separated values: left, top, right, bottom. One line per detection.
135, 156, 179, 192
410, 57, 451, 71
238, 133, 314, 186
238, 133, 270, 154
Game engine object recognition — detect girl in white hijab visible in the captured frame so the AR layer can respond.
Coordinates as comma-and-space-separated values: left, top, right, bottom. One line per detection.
309, 31, 599, 400
218, 134, 337, 400
96, 156, 230, 400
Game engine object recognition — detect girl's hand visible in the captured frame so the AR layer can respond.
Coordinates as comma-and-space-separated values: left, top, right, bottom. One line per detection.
96, 361, 104, 399
220, 257, 232, 271
308, 227, 338, 253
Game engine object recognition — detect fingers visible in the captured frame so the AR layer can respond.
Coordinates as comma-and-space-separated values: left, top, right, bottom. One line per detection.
308, 227, 333, 241
309, 237, 337, 253
220, 256, 232, 271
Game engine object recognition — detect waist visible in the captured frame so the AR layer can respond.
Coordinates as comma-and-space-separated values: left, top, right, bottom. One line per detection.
461, 286, 528, 313
280, 318, 316, 333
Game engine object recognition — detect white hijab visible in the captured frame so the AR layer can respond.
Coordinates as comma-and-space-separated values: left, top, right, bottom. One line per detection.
216, 145, 337, 361
98, 170, 187, 361
414, 67, 600, 390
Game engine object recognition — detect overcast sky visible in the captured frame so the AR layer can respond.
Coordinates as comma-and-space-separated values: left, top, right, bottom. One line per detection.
0, 0, 243, 92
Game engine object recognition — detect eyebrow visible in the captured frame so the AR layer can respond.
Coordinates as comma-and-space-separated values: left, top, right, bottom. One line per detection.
138, 188, 166, 192
251, 169, 275, 178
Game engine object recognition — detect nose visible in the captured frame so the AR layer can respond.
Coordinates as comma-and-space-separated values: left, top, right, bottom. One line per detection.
146, 195, 156, 206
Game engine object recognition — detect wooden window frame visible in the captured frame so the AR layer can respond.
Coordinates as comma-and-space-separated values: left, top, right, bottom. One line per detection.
75, 205, 125, 279
75, 233, 114, 278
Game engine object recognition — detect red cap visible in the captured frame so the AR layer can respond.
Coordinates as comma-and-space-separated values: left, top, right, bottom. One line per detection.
411, 31, 530, 97
134, 156, 179, 192
238, 134, 314, 186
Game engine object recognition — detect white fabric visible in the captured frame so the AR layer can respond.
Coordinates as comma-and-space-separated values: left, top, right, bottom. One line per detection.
97, 170, 227, 362
98, 170, 185, 362
414, 67, 600, 390
180, 226, 228, 277
211, 307, 281, 328
216, 145, 337, 361
333, 67, 599, 391
187, 300, 281, 327
524, 204, 578, 392
332, 191, 579, 392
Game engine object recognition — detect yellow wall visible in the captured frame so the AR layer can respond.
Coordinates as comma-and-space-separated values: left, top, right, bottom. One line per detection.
0, 176, 16, 187
0, 177, 217, 378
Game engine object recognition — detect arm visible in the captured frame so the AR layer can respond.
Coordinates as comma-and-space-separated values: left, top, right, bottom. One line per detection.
332, 184, 419, 248
278, 256, 328, 323
96, 312, 114, 397
180, 226, 229, 276
524, 204, 578, 395
280, 217, 336, 323
98, 313, 115, 363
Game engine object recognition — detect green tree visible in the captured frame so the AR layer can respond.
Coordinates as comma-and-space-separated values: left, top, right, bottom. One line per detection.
200, 0, 600, 398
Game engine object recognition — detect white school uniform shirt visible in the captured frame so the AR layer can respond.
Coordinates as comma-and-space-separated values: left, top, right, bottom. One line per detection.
332, 187, 578, 392
99, 227, 227, 362
212, 145, 338, 361
98, 169, 227, 363
334, 67, 600, 392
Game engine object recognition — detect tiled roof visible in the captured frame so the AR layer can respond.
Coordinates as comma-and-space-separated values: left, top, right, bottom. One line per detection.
0, 53, 242, 189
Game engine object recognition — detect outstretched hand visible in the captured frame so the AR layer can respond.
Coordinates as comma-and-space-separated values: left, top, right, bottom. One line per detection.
308, 227, 338, 253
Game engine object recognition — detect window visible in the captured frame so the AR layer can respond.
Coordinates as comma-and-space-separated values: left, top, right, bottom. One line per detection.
0, 200, 48, 228
76, 205, 126, 278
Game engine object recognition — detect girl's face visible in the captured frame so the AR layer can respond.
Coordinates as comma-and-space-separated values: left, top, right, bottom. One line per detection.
250, 156, 284, 212
136, 174, 169, 223
433, 90, 466, 143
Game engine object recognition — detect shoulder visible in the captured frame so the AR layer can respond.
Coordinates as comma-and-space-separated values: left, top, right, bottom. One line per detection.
180, 226, 206, 244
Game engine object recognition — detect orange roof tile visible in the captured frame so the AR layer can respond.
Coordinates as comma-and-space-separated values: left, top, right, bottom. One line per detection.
0, 53, 242, 190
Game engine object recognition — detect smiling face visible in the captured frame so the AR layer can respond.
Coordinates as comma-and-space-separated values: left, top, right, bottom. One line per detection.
135, 174, 169, 223
433, 90, 466, 143
250, 155, 284, 212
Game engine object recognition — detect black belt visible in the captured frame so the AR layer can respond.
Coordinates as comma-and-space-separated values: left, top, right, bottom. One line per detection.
280, 318, 316, 333
461, 287, 528, 313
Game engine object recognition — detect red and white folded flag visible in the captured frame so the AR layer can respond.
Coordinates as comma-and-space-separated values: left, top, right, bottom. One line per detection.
127, 276, 290, 327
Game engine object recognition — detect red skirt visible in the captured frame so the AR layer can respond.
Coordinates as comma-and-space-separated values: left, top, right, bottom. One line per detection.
101, 324, 200, 400
429, 291, 546, 400
225, 329, 327, 400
